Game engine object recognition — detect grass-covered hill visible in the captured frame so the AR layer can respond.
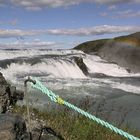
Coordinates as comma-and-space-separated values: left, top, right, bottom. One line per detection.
74, 32, 140, 73
74, 32, 140, 53
74, 39, 110, 54
115, 32, 140, 46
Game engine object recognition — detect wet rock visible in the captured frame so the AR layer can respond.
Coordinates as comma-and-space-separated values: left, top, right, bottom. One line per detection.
31, 127, 64, 140
0, 72, 8, 85
73, 57, 88, 75
0, 114, 30, 140
88, 73, 110, 78
26, 113, 64, 140
0, 72, 24, 113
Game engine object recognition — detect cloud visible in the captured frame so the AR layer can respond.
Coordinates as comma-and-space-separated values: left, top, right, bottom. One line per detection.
47, 25, 140, 36
100, 9, 140, 19
114, 10, 140, 18
94, 0, 140, 5
0, 0, 140, 10
1, 25, 140, 38
0, 40, 63, 49
2, 0, 83, 10
99, 9, 140, 19
0, 29, 44, 38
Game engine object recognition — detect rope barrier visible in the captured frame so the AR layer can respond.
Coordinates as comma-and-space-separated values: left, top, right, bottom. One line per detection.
30, 77, 140, 140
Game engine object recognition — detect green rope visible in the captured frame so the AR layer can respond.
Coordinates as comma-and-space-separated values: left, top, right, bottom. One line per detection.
31, 77, 140, 140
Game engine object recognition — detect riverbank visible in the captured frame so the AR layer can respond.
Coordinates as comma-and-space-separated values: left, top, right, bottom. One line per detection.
13, 105, 140, 140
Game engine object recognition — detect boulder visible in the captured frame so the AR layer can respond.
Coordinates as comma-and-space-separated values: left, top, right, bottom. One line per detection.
31, 127, 64, 140
73, 57, 88, 75
0, 114, 29, 140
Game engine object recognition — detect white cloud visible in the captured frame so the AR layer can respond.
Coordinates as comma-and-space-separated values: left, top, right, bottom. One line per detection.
0, 0, 140, 10
47, 25, 140, 36
94, 0, 140, 5
115, 10, 140, 18
0, 40, 63, 49
0, 25, 140, 38
0, 29, 45, 38
9, 0, 83, 10
100, 9, 140, 19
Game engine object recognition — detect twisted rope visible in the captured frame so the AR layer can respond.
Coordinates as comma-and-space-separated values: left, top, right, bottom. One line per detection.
31, 77, 140, 140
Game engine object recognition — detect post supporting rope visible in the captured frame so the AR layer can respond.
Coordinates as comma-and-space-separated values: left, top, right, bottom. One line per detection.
28, 77, 140, 140
24, 77, 36, 140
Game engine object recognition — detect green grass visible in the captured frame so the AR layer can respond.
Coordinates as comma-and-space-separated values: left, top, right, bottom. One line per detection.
74, 32, 140, 54
12, 105, 140, 140
74, 39, 110, 53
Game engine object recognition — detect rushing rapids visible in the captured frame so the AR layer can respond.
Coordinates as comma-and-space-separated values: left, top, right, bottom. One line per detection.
0, 49, 140, 130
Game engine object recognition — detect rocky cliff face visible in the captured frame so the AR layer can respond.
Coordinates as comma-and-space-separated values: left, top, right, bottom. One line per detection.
0, 72, 24, 113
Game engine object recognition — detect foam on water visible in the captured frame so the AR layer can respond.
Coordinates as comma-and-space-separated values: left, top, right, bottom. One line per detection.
0, 49, 84, 60
112, 82, 140, 94
0, 59, 86, 83
0, 49, 140, 96
95, 78, 140, 94
83, 54, 140, 77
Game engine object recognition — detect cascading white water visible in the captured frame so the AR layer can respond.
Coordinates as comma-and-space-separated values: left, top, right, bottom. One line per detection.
0, 59, 86, 82
1, 49, 140, 130
1, 49, 140, 79
0, 50, 86, 82
83, 54, 140, 77
0, 49, 140, 94
0, 49, 84, 60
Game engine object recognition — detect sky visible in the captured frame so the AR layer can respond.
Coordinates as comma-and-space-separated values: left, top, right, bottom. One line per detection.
0, 0, 140, 49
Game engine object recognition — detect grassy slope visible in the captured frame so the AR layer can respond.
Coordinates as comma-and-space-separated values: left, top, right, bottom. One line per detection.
115, 32, 140, 47
74, 32, 140, 53
74, 39, 110, 53
13, 105, 140, 140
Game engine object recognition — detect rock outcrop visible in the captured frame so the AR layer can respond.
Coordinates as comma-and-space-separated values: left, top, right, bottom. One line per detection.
0, 72, 29, 140
0, 114, 29, 140
73, 57, 88, 75
0, 72, 24, 113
